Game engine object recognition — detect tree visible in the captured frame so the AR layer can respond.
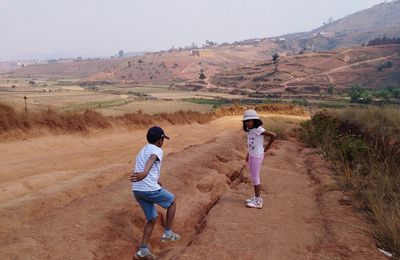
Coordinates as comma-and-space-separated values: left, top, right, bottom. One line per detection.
378, 61, 394, 71
323, 16, 334, 26
349, 86, 372, 104
199, 69, 206, 80
272, 53, 280, 73
118, 50, 124, 58
376, 89, 391, 102
327, 85, 335, 97
205, 40, 216, 47
349, 86, 363, 103
24, 96, 28, 112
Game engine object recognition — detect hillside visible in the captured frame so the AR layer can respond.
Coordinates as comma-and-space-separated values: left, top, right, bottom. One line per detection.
6, 41, 282, 84
210, 44, 400, 97
283, 1, 400, 50
314, 1, 400, 35
0, 61, 20, 74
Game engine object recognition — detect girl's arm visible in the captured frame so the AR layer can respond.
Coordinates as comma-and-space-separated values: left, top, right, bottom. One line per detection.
262, 130, 277, 153
130, 154, 158, 182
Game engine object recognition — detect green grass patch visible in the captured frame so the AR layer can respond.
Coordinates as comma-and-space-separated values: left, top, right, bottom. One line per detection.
183, 97, 302, 109
61, 99, 129, 112
183, 98, 233, 107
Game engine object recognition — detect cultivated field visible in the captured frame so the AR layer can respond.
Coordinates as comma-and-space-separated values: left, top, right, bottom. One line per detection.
0, 78, 239, 114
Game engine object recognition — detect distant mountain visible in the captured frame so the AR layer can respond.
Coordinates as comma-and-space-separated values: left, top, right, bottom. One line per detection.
314, 1, 400, 35
5, 41, 280, 83
2, 51, 147, 63
3, 52, 78, 62
282, 1, 400, 50
208, 1, 400, 96
123, 51, 146, 57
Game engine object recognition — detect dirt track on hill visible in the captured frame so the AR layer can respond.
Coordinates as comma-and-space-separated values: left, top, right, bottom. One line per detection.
0, 116, 384, 259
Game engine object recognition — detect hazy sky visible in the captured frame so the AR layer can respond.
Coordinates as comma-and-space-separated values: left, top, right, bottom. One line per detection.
0, 0, 385, 61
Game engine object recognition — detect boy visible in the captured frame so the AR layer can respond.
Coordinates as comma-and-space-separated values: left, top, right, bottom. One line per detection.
130, 126, 181, 259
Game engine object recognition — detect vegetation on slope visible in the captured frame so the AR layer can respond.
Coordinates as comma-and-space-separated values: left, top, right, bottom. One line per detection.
300, 107, 400, 256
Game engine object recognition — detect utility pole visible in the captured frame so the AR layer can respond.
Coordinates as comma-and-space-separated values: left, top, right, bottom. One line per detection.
24, 96, 28, 112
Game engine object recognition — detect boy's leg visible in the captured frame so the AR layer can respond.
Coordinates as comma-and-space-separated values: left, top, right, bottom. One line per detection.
141, 217, 157, 248
165, 199, 176, 230
154, 188, 181, 242
153, 188, 176, 229
134, 191, 158, 256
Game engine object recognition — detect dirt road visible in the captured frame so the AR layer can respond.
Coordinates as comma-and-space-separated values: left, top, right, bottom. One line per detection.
0, 116, 383, 259
176, 141, 384, 260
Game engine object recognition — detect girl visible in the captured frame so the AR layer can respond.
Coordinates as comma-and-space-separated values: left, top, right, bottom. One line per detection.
242, 109, 277, 209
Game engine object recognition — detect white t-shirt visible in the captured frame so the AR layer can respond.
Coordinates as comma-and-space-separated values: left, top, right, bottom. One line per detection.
132, 144, 163, 191
247, 126, 266, 158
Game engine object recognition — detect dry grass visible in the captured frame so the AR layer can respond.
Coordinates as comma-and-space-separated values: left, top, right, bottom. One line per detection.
300, 107, 400, 256
0, 102, 307, 140
155, 110, 214, 124
214, 103, 307, 117
0, 91, 121, 112
0, 103, 111, 135
97, 100, 212, 116
261, 115, 306, 140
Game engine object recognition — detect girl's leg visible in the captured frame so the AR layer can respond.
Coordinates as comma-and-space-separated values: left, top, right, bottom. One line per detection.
254, 185, 261, 197
249, 156, 263, 198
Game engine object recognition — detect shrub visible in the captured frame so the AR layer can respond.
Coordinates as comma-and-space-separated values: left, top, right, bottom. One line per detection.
292, 99, 309, 107
349, 86, 372, 104
378, 61, 394, 71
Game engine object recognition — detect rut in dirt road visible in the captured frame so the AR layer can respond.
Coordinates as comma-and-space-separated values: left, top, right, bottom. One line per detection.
172, 141, 384, 260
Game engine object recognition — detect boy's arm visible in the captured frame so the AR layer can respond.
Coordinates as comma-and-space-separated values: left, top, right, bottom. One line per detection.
130, 154, 158, 182
262, 130, 277, 153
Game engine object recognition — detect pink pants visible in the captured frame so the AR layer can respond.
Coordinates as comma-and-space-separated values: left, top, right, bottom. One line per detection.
247, 155, 264, 185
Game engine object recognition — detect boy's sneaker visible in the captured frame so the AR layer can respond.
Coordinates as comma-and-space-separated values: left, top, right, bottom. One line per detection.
135, 250, 157, 260
161, 231, 181, 243
246, 199, 263, 209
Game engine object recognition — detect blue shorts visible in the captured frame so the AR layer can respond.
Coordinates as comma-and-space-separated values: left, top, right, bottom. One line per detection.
133, 188, 175, 221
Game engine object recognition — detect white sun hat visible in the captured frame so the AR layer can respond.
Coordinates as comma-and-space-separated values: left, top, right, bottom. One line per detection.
242, 109, 260, 121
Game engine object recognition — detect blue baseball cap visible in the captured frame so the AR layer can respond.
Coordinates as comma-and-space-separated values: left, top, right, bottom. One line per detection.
147, 126, 170, 143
